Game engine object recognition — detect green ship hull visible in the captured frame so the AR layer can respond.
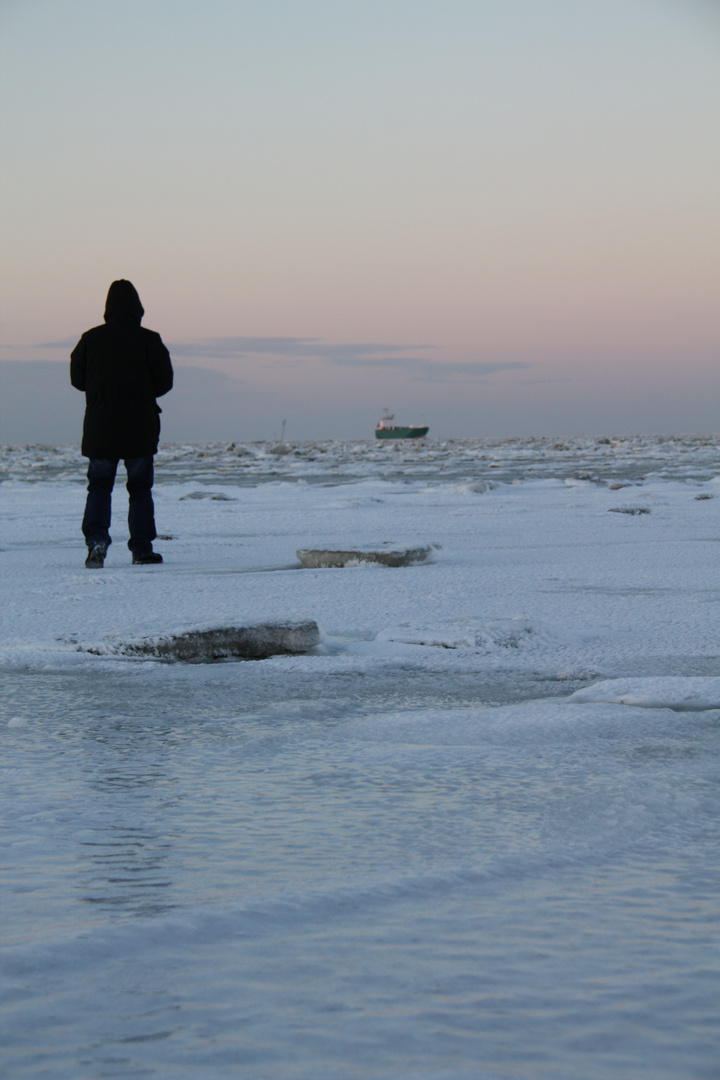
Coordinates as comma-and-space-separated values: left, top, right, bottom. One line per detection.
375, 426, 429, 439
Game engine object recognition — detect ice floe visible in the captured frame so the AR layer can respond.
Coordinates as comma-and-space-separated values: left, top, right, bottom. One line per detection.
98, 621, 320, 661
570, 677, 720, 710
296, 544, 435, 568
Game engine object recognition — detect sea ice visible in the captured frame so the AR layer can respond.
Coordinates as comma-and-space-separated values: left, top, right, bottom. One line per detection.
1, 436, 719, 1080
376, 616, 535, 651
570, 676, 720, 710
119, 620, 321, 661
296, 543, 434, 568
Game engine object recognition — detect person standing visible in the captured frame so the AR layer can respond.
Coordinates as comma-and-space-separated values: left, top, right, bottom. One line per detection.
70, 279, 174, 568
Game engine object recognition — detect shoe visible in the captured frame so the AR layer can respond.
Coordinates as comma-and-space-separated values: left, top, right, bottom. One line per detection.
85, 542, 107, 569
132, 551, 163, 565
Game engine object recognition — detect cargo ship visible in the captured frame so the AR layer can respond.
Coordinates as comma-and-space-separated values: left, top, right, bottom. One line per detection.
375, 409, 429, 439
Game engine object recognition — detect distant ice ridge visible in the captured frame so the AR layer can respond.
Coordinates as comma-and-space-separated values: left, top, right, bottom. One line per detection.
2, 434, 720, 485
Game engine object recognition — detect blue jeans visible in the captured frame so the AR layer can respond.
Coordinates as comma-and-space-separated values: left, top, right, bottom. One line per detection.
82, 457, 157, 555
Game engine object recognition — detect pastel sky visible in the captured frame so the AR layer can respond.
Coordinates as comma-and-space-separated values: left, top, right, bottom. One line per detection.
1, 0, 719, 441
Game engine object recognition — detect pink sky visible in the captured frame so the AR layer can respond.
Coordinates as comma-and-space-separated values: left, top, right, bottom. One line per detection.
1, 0, 719, 439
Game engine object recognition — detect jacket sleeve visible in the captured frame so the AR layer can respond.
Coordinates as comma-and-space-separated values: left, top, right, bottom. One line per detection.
148, 333, 174, 398
70, 336, 87, 391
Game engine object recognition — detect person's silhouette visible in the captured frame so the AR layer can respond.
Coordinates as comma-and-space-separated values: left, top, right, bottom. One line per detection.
70, 280, 174, 567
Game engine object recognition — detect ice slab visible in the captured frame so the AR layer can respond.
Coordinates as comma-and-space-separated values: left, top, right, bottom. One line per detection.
297, 544, 434, 568
569, 677, 720, 711
117, 621, 321, 662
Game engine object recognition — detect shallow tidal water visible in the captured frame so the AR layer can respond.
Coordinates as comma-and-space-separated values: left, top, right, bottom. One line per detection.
2, 661, 719, 1079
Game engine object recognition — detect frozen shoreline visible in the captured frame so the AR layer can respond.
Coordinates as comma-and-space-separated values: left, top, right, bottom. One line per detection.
1, 440, 719, 675
2, 438, 719, 1079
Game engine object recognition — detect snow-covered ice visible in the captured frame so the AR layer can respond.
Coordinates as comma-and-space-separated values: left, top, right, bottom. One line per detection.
1, 436, 719, 1079
570, 677, 720, 710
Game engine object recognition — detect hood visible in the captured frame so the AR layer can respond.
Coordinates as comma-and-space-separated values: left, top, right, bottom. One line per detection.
104, 280, 144, 324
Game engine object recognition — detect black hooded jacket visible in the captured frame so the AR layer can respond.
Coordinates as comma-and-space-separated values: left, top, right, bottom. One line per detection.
70, 280, 174, 459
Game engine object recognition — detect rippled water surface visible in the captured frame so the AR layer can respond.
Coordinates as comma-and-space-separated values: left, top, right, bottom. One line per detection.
3, 662, 719, 1079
